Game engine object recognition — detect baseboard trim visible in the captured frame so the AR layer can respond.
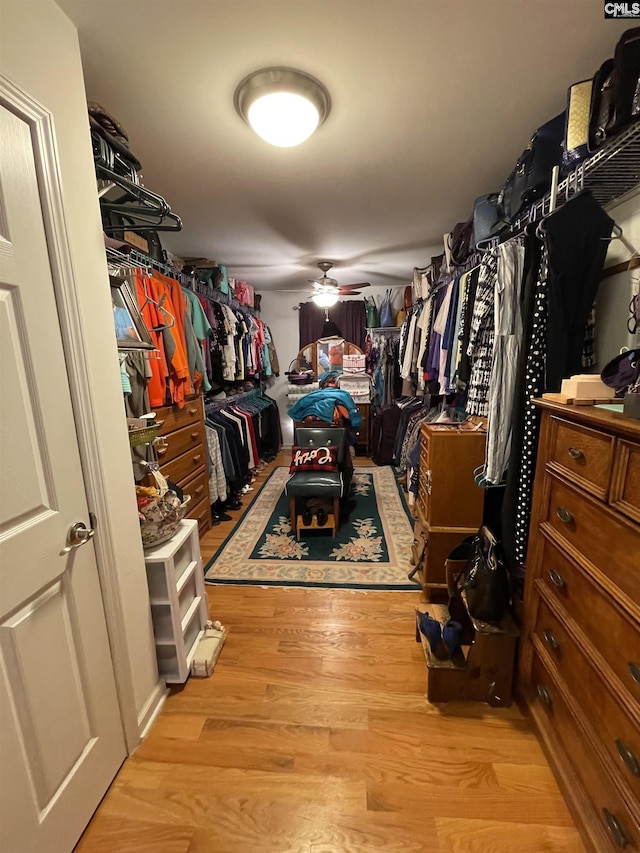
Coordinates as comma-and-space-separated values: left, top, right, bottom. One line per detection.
136, 681, 168, 743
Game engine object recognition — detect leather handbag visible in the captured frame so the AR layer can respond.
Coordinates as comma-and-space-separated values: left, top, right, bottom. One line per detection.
588, 28, 640, 152
395, 308, 407, 327
456, 526, 510, 625
404, 284, 413, 309
448, 216, 474, 266
472, 193, 500, 248
379, 289, 395, 327
589, 58, 617, 151
612, 27, 640, 132
365, 296, 379, 329
491, 112, 565, 233
521, 112, 565, 205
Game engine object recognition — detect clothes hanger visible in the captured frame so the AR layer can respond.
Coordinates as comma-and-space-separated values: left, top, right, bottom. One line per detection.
606, 222, 640, 259
96, 163, 182, 233
138, 272, 175, 331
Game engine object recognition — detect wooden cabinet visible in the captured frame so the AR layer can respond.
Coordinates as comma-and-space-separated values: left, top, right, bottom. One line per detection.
155, 395, 211, 537
519, 402, 640, 853
354, 403, 370, 455
143, 519, 209, 684
413, 423, 486, 600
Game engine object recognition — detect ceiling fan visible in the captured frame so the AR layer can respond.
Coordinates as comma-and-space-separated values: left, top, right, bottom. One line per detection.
276, 261, 371, 304
308, 261, 371, 296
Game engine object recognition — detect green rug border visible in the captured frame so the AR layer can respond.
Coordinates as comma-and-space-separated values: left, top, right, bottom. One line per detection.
203, 465, 418, 590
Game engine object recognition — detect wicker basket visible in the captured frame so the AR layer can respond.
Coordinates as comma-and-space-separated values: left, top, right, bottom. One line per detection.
128, 424, 160, 447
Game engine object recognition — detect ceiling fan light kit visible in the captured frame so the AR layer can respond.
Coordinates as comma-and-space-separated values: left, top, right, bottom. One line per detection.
234, 67, 331, 148
312, 291, 339, 307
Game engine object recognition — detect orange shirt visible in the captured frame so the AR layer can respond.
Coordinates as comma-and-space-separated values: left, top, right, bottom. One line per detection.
134, 273, 169, 408
150, 273, 191, 407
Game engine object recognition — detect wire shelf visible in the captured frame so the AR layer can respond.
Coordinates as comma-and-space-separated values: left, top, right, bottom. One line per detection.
507, 123, 640, 237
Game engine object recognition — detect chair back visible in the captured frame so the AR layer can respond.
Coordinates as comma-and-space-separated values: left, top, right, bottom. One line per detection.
293, 427, 346, 464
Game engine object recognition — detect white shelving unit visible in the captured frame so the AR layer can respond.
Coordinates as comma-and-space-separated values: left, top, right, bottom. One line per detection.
143, 519, 208, 683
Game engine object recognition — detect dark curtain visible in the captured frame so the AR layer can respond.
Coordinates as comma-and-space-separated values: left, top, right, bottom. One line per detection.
298, 300, 367, 351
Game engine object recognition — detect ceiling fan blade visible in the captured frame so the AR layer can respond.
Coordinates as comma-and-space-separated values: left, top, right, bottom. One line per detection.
338, 290, 361, 295
340, 282, 371, 290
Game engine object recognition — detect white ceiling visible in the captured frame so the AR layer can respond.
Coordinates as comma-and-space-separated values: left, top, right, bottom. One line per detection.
59, 0, 628, 293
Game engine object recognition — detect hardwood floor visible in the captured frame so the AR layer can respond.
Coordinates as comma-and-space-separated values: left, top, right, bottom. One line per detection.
76, 456, 585, 853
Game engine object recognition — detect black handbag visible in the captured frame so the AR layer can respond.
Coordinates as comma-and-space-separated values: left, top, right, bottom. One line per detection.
520, 112, 565, 205
589, 58, 617, 152
472, 193, 500, 248
611, 27, 640, 134
448, 216, 474, 266
456, 526, 510, 625
492, 112, 565, 234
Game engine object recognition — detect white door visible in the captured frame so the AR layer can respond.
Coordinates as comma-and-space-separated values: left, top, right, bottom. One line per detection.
0, 103, 126, 852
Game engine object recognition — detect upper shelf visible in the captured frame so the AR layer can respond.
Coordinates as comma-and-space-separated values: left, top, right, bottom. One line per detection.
511, 122, 640, 235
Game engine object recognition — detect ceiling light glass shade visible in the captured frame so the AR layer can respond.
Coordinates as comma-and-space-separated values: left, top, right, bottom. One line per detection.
312, 291, 339, 308
234, 67, 330, 148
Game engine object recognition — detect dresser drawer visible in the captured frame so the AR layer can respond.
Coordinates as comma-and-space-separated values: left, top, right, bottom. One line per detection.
156, 422, 204, 465
531, 653, 640, 852
156, 397, 203, 434
536, 535, 640, 703
181, 468, 210, 507
186, 494, 211, 534
611, 440, 640, 525
543, 476, 640, 608
533, 598, 640, 802
161, 451, 206, 486
547, 416, 614, 500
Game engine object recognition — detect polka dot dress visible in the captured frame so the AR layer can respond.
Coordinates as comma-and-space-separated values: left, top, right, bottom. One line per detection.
514, 245, 549, 565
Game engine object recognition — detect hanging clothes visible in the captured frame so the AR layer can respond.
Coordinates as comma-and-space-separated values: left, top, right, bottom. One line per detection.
466, 253, 498, 417
543, 190, 614, 392
134, 272, 170, 408
485, 237, 526, 484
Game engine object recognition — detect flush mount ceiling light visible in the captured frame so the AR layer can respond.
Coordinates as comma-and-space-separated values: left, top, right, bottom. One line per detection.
312, 291, 339, 308
234, 67, 331, 148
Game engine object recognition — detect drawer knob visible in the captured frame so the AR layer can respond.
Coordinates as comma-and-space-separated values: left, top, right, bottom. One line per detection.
543, 629, 559, 651
191, 431, 199, 440
188, 407, 198, 415
548, 569, 565, 588
628, 661, 640, 686
556, 506, 573, 524
567, 447, 583, 460
536, 683, 551, 707
195, 484, 204, 496
156, 445, 168, 457
615, 739, 640, 778
193, 454, 202, 464
603, 809, 629, 849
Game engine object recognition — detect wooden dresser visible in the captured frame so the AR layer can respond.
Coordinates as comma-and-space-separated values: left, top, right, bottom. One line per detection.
155, 396, 212, 537
413, 423, 486, 601
519, 402, 640, 853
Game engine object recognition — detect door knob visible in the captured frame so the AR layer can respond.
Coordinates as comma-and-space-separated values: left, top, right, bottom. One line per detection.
60, 521, 96, 555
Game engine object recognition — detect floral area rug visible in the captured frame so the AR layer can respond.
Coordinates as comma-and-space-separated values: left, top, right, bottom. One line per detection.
204, 467, 417, 589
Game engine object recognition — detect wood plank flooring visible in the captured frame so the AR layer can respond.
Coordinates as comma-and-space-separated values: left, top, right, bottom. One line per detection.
76, 455, 585, 853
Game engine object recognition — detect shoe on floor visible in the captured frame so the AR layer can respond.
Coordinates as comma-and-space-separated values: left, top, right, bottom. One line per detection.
302, 508, 313, 526
316, 508, 328, 526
